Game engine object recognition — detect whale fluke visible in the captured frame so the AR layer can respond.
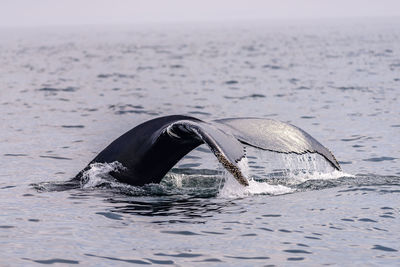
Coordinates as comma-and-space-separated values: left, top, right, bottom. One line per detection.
75, 115, 340, 186
76, 115, 248, 186
214, 118, 341, 170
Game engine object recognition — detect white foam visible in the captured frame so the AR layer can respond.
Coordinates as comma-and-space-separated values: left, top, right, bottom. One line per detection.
77, 154, 354, 197
218, 157, 293, 198
218, 174, 293, 198
273, 169, 355, 186
218, 155, 354, 198
80, 161, 126, 188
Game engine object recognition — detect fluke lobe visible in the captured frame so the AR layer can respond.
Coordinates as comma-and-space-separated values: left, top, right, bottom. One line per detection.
75, 115, 340, 186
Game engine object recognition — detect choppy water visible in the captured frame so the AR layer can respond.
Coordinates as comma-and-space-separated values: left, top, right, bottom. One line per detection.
1, 19, 400, 265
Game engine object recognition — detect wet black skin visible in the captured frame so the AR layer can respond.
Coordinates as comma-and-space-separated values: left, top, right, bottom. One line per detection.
75, 115, 204, 186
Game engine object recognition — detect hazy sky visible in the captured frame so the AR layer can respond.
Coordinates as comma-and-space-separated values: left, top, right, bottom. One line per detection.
1, 0, 400, 27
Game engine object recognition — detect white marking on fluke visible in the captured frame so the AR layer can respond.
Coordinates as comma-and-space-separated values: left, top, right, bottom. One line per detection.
166, 125, 181, 139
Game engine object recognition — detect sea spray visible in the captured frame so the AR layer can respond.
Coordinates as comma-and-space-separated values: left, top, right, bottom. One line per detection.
218, 156, 294, 197
218, 153, 353, 197
80, 161, 126, 188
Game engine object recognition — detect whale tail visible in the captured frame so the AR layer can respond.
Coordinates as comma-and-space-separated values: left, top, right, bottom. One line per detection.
76, 115, 340, 186
214, 118, 341, 170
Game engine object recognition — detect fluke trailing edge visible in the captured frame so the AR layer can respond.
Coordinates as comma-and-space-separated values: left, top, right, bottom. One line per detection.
75, 115, 340, 186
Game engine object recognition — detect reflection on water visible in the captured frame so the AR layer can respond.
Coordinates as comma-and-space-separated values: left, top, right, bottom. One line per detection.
109, 197, 237, 224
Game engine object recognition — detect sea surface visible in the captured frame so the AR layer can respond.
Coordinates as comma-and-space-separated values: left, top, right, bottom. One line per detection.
1, 18, 399, 266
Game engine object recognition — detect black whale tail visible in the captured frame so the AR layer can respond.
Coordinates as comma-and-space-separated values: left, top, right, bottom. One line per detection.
75, 115, 340, 187
75, 115, 248, 186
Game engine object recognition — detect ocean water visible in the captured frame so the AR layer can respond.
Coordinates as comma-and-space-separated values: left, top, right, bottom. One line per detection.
1, 19, 400, 265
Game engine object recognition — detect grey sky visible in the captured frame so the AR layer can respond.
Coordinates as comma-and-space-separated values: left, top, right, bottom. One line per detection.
1, 0, 400, 27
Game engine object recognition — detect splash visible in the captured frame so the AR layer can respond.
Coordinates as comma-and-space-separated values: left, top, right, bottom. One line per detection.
283, 169, 354, 185
80, 161, 126, 188
218, 175, 294, 198
36, 150, 354, 198
77, 162, 222, 197
218, 153, 354, 198
218, 157, 293, 198
78, 160, 288, 198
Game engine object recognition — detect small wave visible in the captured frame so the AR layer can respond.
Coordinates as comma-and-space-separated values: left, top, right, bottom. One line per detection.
33, 180, 80, 192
